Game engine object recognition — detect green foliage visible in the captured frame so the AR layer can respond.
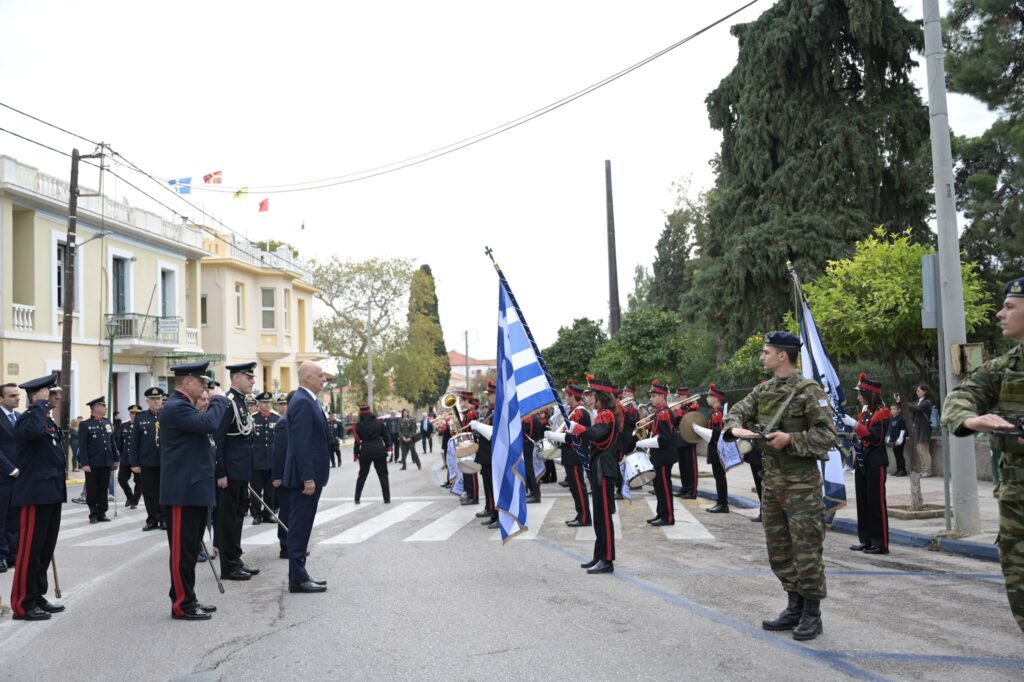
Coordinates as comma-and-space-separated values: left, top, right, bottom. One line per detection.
588, 308, 685, 388
688, 0, 932, 348
946, 0, 1024, 114
542, 318, 607, 388
712, 332, 770, 390
394, 265, 450, 407
253, 239, 299, 258
627, 266, 654, 313
648, 185, 704, 314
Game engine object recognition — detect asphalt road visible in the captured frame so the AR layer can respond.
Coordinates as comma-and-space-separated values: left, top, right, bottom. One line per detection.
0, 445, 1020, 681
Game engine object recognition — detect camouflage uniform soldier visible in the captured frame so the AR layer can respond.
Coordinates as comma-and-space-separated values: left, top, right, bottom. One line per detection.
941, 277, 1024, 634
723, 331, 836, 641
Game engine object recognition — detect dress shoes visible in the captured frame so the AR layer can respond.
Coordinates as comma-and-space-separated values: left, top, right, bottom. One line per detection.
36, 598, 65, 614
566, 519, 588, 527
614, 492, 624, 500
221, 569, 253, 581
158, 521, 168, 530
475, 511, 491, 518
240, 565, 260, 576
12, 607, 51, 621
142, 523, 159, 532
460, 499, 478, 506
196, 603, 217, 613
252, 517, 263, 526
172, 608, 212, 621
706, 504, 730, 514
646, 516, 660, 524
863, 546, 889, 555
580, 558, 599, 569
649, 518, 673, 527
310, 579, 327, 586
97, 516, 111, 522
587, 560, 614, 574
676, 488, 693, 498
0, 558, 7, 573
751, 514, 762, 523
486, 520, 500, 529
558, 481, 569, 488
289, 580, 327, 594
89, 517, 98, 524
849, 543, 869, 551
526, 496, 540, 504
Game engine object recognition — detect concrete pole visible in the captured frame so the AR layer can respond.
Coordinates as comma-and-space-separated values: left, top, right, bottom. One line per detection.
366, 300, 374, 411
922, 0, 979, 534
605, 160, 621, 335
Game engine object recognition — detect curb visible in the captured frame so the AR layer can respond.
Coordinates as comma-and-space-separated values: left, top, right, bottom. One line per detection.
672, 483, 1000, 563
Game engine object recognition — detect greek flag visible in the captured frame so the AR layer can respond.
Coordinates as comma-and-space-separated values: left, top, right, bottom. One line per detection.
791, 266, 848, 512
492, 282, 557, 541
445, 438, 463, 497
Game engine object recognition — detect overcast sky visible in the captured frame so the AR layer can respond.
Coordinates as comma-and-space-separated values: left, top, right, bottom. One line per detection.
0, 0, 997, 365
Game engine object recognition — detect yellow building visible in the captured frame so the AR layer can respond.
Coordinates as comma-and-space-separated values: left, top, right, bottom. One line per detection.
200, 229, 323, 393
0, 154, 206, 419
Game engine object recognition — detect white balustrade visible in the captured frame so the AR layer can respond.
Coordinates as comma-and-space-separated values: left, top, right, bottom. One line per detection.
12, 304, 34, 331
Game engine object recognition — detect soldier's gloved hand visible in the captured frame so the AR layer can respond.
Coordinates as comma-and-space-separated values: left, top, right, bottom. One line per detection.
544, 431, 566, 444
840, 414, 858, 428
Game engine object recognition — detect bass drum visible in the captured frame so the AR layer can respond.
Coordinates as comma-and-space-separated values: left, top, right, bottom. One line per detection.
623, 450, 656, 489
458, 452, 481, 474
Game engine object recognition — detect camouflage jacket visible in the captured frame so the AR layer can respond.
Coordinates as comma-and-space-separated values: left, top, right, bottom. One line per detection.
941, 343, 1023, 437
722, 373, 836, 460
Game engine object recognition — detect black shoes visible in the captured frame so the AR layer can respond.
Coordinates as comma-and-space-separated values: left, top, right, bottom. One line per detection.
97, 515, 111, 522
460, 499, 478, 506
792, 600, 823, 641
172, 608, 212, 621
252, 517, 263, 526
475, 511, 491, 518
196, 603, 217, 613
241, 565, 260, 576
486, 520, 500, 529
863, 546, 889, 555
36, 598, 65, 614
676, 488, 693, 498
289, 580, 327, 593
751, 514, 762, 523
614, 492, 624, 500
580, 558, 599, 569
0, 558, 7, 572
849, 543, 869, 551
142, 522, 159, 532
650, 518, 673, 527
222, 569, 253, 581
587, 560, 614, 574
526, 496, 540, 504
646, 516, 660, 524
89, 517, 98, 524
762, 591, 804, 631
566, 519, 590, 527
159, 521, 168, 530
13, 607, 51, 621
706, 504, 729, 514
558, 481, 569, 488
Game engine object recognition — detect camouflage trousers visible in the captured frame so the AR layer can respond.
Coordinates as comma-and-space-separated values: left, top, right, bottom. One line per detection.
996, 482, 1023, 633
761, 462, 827, 600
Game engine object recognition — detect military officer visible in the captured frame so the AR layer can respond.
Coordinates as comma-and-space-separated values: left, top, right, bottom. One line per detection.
131, 387, 166, 531
116, 404, 142, 509
159, 361, 230, 620
941, 277, 1024, 633
10, 373, 66, 621
78, 396, 117, 523
249, 391, 278, 525
723, 331, 835, 641
213, 362, 258, 581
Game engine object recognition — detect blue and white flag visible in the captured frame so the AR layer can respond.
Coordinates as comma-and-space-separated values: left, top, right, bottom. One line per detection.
445, 438, 463, 497
168, 177, 192, 194
791, 266, 848, 512
492, 282, 557, 542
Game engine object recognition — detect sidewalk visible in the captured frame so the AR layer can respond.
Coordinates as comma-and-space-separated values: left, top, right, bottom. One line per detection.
674, 461, 1002, 562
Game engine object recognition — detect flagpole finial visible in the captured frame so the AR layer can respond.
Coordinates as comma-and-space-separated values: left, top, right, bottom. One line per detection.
484, 246, 499, 271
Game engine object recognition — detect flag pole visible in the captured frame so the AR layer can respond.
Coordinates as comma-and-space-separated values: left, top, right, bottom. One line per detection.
485, 247, 589, 470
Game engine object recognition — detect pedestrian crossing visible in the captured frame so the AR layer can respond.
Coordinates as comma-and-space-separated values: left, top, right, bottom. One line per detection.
59, 495, 719, 549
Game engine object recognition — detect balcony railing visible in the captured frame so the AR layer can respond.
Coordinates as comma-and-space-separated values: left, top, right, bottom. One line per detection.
106, 313, 180, 345
12, 304, 34, 331
185, 327, 199, 347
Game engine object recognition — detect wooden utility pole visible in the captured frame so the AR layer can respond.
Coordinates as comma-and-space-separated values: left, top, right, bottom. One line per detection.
58, 149, 81, 473
605, 160, 621, 335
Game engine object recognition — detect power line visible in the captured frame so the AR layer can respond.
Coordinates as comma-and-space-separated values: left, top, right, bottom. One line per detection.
0, 102, 100, 147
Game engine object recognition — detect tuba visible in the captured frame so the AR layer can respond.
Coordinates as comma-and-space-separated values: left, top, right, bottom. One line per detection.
440, 392, 478, 459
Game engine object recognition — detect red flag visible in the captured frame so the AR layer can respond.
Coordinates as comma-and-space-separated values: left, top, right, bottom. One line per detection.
258, 198, 269, 212
203, 170, 222, 184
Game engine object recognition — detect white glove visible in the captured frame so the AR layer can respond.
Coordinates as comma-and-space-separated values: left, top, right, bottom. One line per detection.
544, 430, 566, 444
636, 436, 659, 450
469, 420, 493, 441
568, 421, 581, 433
895, 430, 905, 446
840, 414, 858, 428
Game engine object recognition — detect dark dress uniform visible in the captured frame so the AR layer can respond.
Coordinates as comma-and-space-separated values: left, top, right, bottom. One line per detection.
10, 375, 66, 620
644, 389, 677, 526
852, 395, 891, 553
674, 391, 700, 498
521, 413, 542, 501
79, 402, 117, 522
459, 406, 480, 504
571, 383, 621, 573
159, 363, 230, 620
271, 415, 290, 556
116, 410, 141, 507
476, 401, 497, 526
130, 390, 165, 530
354, 409, 390, 504
561, 400, 591, 526
0, 406, 20, 570
249, 405, 279, 523
213, 379, 256, 579
706, 403, 729, 512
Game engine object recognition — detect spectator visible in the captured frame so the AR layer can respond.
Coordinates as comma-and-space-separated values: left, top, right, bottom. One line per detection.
69, 417, 81, 471
398, 409, 420, 470
420, 412, 433, 453
887, 403, 907, 476
906, 383, 934, 477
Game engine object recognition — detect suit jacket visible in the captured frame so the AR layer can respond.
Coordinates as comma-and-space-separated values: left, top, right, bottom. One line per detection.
271, 416, 289, 482
283, 388, 331, 489
12, 400, 66, 506
0, 409, 20, 486
159, 391, 230, 507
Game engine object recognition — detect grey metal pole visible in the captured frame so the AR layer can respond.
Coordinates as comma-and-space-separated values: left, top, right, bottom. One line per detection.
366, 301, 374, 411
605, 160, 621, 335
922, 0, 979, 534
464, 330, 470, 391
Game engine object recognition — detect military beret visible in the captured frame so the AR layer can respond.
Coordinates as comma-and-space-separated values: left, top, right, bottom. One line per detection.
128, 404, 142, 413
169, 361, 210, 378
226, 362, 257, 375
144, 386, 166, 398
19, 373, 58, 392
256, 391, 273, 402
764, 331, 802, 350
86, 396, 106, 407
1004, 277, 1024, 298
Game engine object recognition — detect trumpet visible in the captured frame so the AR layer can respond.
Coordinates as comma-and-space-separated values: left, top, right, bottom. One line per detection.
430, 413, 452, 429
620, 396, 636, 408
633, 393, 703, 432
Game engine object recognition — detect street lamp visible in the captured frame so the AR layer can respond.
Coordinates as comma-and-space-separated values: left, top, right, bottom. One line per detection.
105, 316, 118, 413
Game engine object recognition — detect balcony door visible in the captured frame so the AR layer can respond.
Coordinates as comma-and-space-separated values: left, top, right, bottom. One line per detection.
112, 257, 128, 314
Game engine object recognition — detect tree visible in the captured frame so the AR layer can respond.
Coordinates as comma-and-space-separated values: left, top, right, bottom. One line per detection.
627, 266, 654, 313
542, 318, 607, 388
688, 0, 932, 349
648, 184, 705, 313
394, 265, 450, 407
801, 228, 992, 402
253, 239, 299, 258
312, 257, 415, 400
711, 332, 771, 392
588, 308, 686, 389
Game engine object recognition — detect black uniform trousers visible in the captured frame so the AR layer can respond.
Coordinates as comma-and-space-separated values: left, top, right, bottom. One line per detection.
747, 458, 764, 503
85, 467, 111, 518
709, 452, 729, 505
10, 503, 60, 616
542, 459, 558, 483
216, 480, 248, 573
523, 443, 539, 499
854, 463, 889, 550
286, 487, 321, 584
481, 460, 496, 521
141, 466, 165, 525
276, 484, 289, 552
164, 505, 206, 616
463, 472, 479, 502
653, 463, 675, 524
590, 475, 616, 562
424, 433, 433, 453
329, 444, 341, 468
355, 457, 390, 503
117, 465, 140, 504
564, 457, 590, 524
892, 444, 907, 473
249, 469, 276, 520
0, 483, 18, 562
678, 444, 698, 498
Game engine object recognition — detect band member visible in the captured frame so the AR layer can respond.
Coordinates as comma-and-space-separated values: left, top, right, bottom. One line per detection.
436, 413, 451, 481
213, 362, 259, 581
674, 387, 699, 499
568, 378, 622, 574
521, 412, 543, 502
10, 374, 65, 620
354, 403, 390, 504
637, 380, 675, 526
249, 392, 278, 525
131, 387, 166, 531
706, 384, 729, 514
723, 331, 835, 641
271, 392, 295, 559
842, 374, 891, 554
538, 407, 558, 484
475, 382, 498, 528
328, 414, 343, 468
116, 405, 142, 509
79, 396, 117, 523
159, 361, 230, 620
458, 392, 479, 506
546, 380, 590, 526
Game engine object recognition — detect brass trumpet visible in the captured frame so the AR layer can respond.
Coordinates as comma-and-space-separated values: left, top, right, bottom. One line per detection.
633, 393, 703, 432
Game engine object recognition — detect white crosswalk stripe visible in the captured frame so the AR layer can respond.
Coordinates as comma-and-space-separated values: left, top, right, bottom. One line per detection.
321, 501, 432, 545
60, 515, 141, 540
491, 499, 555, 541
243, 502, 368, 545
76, 527, 166, 547
645, 498, 715, 540
404, 504, 480, 542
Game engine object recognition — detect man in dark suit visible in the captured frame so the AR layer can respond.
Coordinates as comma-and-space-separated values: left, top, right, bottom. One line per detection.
213, 362, 257, 581
283, 361, 330, 594
0, 382, 22, 573
10, 374, 66, 620
271, 392, 294, 559
159, 361, 230, 621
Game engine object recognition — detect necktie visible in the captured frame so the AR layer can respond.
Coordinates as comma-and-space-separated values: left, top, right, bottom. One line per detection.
7, 413, 14, 427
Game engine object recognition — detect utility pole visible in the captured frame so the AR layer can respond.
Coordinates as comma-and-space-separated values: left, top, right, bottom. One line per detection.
464, 330, 470, 392
922, 0, 979, 534
366, 300, 374, 411
605, 160, 621, 335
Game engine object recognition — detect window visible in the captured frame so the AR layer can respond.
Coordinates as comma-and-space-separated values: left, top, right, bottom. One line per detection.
112, 257, 128, 314
200, 295, 208, 326
261, 287, 276, 330
234, 282, 244, 327
56, 241, 77, 310
160, 269, 177, 317
283, 289, 291, 332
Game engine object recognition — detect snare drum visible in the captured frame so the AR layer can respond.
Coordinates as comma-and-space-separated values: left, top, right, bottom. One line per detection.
453, 433, 479, 459
624, 450, 656, 488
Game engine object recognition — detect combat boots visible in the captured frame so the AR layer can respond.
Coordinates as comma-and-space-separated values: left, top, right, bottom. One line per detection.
792, 599, 823, 641
761, 591, 804, 631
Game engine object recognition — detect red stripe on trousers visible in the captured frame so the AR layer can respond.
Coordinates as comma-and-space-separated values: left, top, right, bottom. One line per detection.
602, 479, 613, 561
11, 505, 36, 616
170, 506, 186, 616
661, 465, 674, 523
690, 451, 698, 498
574, 468, 588, 524
879, 468, 889, 550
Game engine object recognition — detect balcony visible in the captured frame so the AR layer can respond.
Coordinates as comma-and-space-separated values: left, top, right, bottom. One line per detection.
12, 304, 34, 331
105, 313, 181, 353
